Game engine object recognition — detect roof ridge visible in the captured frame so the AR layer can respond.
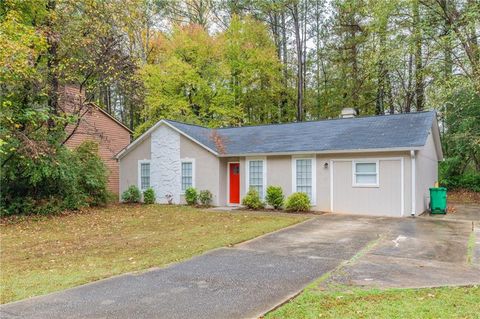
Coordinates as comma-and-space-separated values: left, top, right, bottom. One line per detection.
216, 110, 435, 130
166, 110, 435, 131
165, 119, 212, 130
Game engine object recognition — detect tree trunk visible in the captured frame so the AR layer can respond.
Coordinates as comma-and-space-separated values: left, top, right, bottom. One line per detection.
350, 14, 359, 109
376, 22, 388, 115
386, 69, 395, 114
46, 0, 59, 128
405, 53, 413, 113
315, 0, 322, 118
291, 3, 304, 121
129, 100, 135, 131
436, 0, 480, 93
442, 0, 453, 79
280, 11, 288, 121
413, 0, 424, 111
302, 0, 308, 105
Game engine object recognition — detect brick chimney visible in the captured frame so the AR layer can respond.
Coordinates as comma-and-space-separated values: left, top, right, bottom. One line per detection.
58, 84, 86, 114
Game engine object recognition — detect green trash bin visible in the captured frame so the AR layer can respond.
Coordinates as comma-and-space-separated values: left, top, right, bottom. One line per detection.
429, 187, 447, 214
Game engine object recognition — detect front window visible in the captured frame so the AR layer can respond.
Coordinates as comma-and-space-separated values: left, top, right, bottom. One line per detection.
140, 162, 150, 190
354, 161, 378, 186
181, 162, 193, 191
248, 160, 264, 198
296, 159, 312, 199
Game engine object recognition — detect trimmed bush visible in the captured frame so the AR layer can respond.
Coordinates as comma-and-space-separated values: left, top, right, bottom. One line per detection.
143, 188, 156, 204
122, 185, 141, 203
242, 188, 265, 210
285, 192, 311, 212
265, 186, 284, 209
198, 190, 213, 206
184, 187, 198, 206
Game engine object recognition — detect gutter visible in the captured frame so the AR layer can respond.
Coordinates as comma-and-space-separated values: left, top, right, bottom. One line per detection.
217, 147, 421, 158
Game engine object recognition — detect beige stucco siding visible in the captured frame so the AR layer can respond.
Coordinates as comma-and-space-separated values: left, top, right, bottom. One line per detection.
317, 152, 411, 216
218, 152, 410, 216
415, 130, 439, 213
218, 158, 228, 206
266, 156, 292, 195
180, 135, 220, 205
316, 155, 332, 211
119, 136, 151, 195
331, 159, 403, 216
403, 155, 412, 215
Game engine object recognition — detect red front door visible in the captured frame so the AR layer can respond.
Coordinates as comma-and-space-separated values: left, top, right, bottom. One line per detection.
229, 163, 240, 204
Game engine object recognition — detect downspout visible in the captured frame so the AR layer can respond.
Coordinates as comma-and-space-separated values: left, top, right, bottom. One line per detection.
410, 150, 416, 217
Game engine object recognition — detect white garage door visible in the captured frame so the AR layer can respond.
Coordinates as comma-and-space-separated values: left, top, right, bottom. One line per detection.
331, 158, 403, 217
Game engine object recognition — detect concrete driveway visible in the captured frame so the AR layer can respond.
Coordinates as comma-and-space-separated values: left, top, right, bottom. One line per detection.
1, 210, 479, 319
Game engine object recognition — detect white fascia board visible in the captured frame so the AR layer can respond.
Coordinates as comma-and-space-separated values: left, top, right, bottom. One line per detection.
218, 147, 420, 158
162, 121, 219, 156
431, 117, 444, 161
116, 120, 219, 160
116, 120, 164, 159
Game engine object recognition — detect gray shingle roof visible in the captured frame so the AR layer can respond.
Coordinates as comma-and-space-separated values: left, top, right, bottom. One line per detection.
165, 111, 436, 156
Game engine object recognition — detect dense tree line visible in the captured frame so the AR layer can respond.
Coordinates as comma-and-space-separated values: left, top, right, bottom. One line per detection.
1, 0, 479, 215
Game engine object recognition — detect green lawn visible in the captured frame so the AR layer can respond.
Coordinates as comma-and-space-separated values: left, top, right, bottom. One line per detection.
267, 285, 480, 319
0, 204, 306, 304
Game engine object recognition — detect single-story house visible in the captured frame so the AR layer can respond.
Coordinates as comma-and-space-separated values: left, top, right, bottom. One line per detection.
116, 109, 443, 217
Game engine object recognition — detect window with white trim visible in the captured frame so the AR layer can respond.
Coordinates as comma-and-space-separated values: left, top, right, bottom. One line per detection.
248, 160, 264, 198
295, 159, 313, 199
181, 161, 193, 191
140, 162, 150, 190
354, 161, 378, 186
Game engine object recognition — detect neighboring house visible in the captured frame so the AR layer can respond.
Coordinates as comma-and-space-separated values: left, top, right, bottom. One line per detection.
60, 85, 132, 195
117, 109, 443, 217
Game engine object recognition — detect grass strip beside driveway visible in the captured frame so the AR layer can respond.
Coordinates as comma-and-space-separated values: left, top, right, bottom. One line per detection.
0, 204, 306, 304
266, 285, 480, 319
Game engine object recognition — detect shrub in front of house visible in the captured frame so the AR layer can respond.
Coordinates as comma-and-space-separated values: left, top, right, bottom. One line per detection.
122, 185, 141, 203
143, 188, 156, 204
1, 141, 109, 217
185, 187, 198, 205
285, 192, 311, 212
75, 141, 110, 207
242, 188, 265, 210
198, 190, 213, 206
265, 186, 284, 209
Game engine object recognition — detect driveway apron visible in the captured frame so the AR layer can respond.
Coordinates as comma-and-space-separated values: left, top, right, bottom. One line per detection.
324, 215, 480, 289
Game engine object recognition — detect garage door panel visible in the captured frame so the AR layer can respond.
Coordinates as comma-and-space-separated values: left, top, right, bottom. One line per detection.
333, 159, 402, 216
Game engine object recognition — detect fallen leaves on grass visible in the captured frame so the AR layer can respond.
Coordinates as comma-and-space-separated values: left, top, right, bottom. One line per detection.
1, 204, 305, 304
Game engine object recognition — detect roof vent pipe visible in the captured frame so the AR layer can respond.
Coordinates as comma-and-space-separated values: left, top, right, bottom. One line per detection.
341, 108, 357, 118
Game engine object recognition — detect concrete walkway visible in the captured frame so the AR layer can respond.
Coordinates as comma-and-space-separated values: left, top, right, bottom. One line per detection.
2, 212, 479, 319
